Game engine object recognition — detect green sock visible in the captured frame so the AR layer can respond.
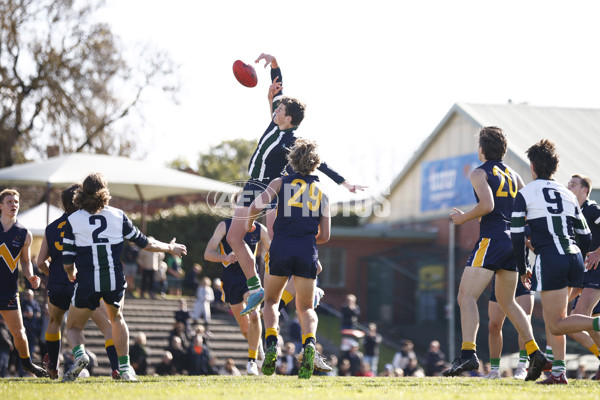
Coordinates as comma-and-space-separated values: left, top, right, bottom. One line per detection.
518, 350, 528, 367
73, 344, 85, 359
594, 317, 600, 331
118, 355, 131, 374
490, 358, 500, 372
551, 360, 565, 376
246, 275, 261, 291
545, 346, 554, 363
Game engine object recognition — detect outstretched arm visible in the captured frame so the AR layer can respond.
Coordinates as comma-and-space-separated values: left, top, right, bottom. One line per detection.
256, 53, 283, 116
204, 221, 237, 264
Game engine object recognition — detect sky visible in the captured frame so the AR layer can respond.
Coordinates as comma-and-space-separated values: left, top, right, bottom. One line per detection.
98, 0, 600, 202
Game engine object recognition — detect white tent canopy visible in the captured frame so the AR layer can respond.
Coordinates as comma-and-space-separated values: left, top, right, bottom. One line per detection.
0, 153, 240, 230
18, 202, 64, 236
0, 153, 239, 201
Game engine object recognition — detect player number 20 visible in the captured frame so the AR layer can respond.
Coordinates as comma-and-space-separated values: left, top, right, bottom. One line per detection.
287, 179, 322, 211
493, 166, 517, 198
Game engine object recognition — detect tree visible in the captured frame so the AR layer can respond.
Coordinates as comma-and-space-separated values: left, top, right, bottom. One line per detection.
196, 139, 256, 183
0, 0, 179, 168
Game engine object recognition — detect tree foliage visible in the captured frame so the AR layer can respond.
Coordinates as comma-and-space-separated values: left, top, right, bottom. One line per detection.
197, 139, 256, 183
0, 0, 179, 167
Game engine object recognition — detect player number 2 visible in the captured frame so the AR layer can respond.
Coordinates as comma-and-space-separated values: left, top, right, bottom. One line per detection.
89, 215, 109, 243
287, 179, 322, 211
493, 166, 517, 198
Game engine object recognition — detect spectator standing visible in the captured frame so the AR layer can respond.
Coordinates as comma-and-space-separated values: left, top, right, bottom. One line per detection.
193, 277, 215, 327
136, 241, 164, 299
340, 294, 360, 330
20, 289, 42, 359
174, 299, 192, 337
425, 340, 447, 376
129, 332, 149, 375
155, 260, 168, 299
363, 323, 382, 374
166, 254, 184, 296
122, 243, 139, 298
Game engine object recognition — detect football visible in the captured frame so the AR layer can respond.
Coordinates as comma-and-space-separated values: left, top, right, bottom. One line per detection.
232, 60, 258, 88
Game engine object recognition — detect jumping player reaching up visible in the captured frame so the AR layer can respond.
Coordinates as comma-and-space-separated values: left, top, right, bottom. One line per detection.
226, 53, 366, 317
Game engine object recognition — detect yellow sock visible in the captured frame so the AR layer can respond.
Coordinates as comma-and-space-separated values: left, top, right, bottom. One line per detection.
589, 344, 600, 357
105, 338, 114, 348
265, 327, 278, 339
302, 333, 316, 344
45, 332, 61, 342
525, 340, 539, 355
281, 290, 294, 306
461, 341, 476, 351
248, 349, 258, 359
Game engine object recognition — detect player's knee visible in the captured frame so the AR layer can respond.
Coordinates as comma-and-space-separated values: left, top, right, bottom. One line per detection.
488, 320, 502, 333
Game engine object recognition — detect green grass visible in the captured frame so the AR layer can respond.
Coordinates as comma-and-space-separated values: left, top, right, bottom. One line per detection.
2, 375, 600, 400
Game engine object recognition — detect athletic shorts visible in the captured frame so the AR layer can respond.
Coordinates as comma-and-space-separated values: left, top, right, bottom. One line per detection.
266, 252, 318, 279
0, 292, 19, 311
466, 238, 518, 272
489, 276, 531, 303
583, 266, 600, 289
221, 280, 249, 306
72, 282, 124, 310
531, 253, 585, 292
238, 179, 278, 209
47, 282, 75, 311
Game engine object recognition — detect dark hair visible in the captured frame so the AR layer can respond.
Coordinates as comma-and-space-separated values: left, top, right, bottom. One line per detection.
287, 138, 321, 175
280, 97, 306, 127
73, 172, 111, 213
61, 183, 82, 214
526, 139, 559, 180
478, 126, 507, 161
571, 174, 592, 196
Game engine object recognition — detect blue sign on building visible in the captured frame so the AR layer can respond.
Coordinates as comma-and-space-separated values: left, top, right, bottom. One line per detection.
421, 153, 480, 212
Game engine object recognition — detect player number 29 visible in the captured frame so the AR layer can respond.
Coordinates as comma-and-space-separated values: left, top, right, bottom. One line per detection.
287, 179, 322, 211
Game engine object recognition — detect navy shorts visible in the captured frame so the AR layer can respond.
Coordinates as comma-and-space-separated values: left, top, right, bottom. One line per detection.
238, 179, 278, 209
531, 253, 585, 292
583, 266, 600, 289
0, 292, 19, 311
489, 276, 531, 302
221, 280, 249, 305
466, 238, 517, 272
72, 282, 124, 310
267, 252, 318, 279
47, 282, 75, 311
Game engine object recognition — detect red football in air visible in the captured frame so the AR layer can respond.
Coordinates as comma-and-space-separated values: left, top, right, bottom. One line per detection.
232, 60, 258, 88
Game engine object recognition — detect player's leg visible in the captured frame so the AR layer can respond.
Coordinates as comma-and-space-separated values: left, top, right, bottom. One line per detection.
294, 275, 317, 379
495, 269, 546, 381
1, 308, 47, 377
230, 299, 261, 375
90, 301, 120, 378
538, 291, 569, 384
568, 288, 600, 349
486, 300, 505, 379
44, 301, 67, 378
64, 305, 94, 381
102, 296, 136, 380
514, 293, 534, 379
443, 266, 492, 376
262, 272, 288, 376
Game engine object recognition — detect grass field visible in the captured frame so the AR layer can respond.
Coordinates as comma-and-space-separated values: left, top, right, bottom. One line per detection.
3, 375, 600, 400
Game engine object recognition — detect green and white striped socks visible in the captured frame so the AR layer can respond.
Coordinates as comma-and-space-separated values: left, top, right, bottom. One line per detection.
551, 360, 565, 376
517, 350, 528, 368
73, 344, 85, 360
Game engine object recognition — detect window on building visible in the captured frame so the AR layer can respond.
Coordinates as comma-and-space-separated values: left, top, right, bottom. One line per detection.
318, 247, 346, 288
